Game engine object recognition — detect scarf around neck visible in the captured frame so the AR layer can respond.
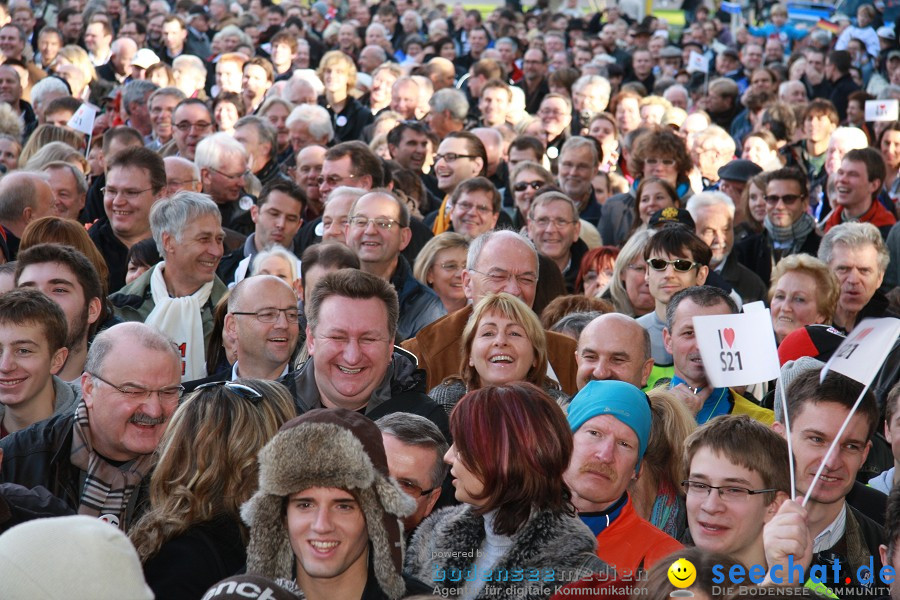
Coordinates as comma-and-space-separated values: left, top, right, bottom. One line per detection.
144, 263, 213, 381
69, 400, 154, 530
764, 212, 816, 253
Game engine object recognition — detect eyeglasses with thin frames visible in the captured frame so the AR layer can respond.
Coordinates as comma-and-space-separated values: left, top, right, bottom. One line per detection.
348, 216, 402, 230
209, 167, 249, 182
88, 372, 184, 403
231, 307, 300, 323
102, 186, 154, 200
681, 480, 776, 502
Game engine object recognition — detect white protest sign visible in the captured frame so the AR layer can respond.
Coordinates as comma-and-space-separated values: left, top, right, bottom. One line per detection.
67, 103, 98, 135
743, 301, 765, 313
692, 310, 781, 389
820, 317, 900, 385
865, 99, 899, 122
687, 51, 709, 73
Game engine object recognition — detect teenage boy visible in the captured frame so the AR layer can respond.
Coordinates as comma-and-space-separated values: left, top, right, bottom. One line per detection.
0, 289, 76, 437
684, 415, 790, 569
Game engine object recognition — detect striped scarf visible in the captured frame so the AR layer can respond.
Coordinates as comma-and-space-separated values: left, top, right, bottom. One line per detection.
69, 400, 154, 530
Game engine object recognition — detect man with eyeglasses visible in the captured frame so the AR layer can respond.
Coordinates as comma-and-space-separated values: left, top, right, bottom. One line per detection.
563, 380, 682, 575
735, 167, 821, 286
773, 368, 886, 595
162, 98, 213, 161
111, 192, 227, 382
427, 132, 487, 235
0, 322, 183, 532
445, 177, 501, 240
195, 132, 255, 237
346, 190, 445, 341
527, 192, 586, 292
146, 87, 185, 152
402, 229, 579, 395
684, 415, 791, 572
184, 275, 300, 389
163, 156, 202, 196
89, 146, 166, 293
663, 286, 773, 424
377, 412, 448, 535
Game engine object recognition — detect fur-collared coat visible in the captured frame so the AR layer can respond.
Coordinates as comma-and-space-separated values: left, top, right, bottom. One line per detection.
404, 505, 610, 599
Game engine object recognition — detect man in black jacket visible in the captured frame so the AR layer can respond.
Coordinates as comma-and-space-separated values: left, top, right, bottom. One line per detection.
0, 322, 182, 531
281, 269, 448, 441
826, 50, 860, 123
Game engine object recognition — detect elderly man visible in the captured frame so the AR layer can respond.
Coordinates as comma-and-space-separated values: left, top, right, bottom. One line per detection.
426, 88, 467, 140
96, 37, 137, 84
111, 192, 227, 381
527, 192, 586, 292
0, 65, 34, 134
89, 147, 166, 293
389, 77, 419, 121
286, 105, 333, 155
686, 191, 767, 303
0, 322, 182, 531
402, 230, 578, 394
234, 115, 291, 188
43, 161, 87, 222
575, 313, 654, 390
295, 145, 326, 221
564, 380, 682, 573
0, 171, 56, 262
558, 137, 603, 224
282, 269, 447, 435
778, 80, 808, 104
820, 222, 892, 333
663, 286, 774, 424
119, 80, 156, 142
163, 156, 202, 196
377, 412, 448, 534
218, 180, 304, 286
346, 190, 445, 341
692, 125, 737, 189
195, 132, 254, 236
735, 167, 821, 285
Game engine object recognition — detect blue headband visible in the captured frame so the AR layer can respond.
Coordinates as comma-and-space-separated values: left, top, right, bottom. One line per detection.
567, 380, 652, 471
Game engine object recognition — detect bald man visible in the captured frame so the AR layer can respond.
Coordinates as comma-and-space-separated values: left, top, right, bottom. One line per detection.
164, 156, 202, 195
575, 313, 655, 390
0, 172, 55, 260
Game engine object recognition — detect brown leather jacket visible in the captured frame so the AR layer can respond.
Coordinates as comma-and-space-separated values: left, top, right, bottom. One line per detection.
400, 305, 578, 396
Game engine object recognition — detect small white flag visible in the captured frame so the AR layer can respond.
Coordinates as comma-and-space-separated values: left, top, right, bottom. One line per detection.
67, 103, 98, 135
865, 99, 899, 122
821, 317, 900, 386
692, 310, 781, 389
687, 51, 709, 73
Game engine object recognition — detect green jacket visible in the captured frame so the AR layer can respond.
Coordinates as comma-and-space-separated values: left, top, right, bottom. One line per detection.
109, 265, 228, 347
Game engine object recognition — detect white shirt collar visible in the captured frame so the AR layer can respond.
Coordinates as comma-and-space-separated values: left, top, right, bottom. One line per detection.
812, 502, 848, 553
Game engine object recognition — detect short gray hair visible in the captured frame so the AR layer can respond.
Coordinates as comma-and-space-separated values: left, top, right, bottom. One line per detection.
285, 104, 334, 143
376, 412, 449, 488
30, 77, 70, 112
194, 132, 248, 171
122, 79, 159, 115
818, 222, 890, 274
148, 86, 186, 107
172, 54, 207, 80
43, 161, 88, 195
685, 190, 735, 219
150, 191, 221, 258
235, 115, 278, 162
467, 229, 538, 272
560, 136, 599, 167
85, 321, 180, 375
573, 75, 611, 101
429, 88, 468, 122
250, 245, 300, 280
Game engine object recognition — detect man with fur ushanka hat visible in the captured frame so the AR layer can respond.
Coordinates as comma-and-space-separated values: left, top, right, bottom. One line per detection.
241, 408, 433, 600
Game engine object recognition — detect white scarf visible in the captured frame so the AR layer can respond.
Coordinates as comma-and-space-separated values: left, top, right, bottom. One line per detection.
144, 263, 213, 381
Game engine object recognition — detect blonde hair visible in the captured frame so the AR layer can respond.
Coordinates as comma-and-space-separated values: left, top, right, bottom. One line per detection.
413, 231, 469, 286
459, 293, 550, 390
0, 102, 23, 140
19, 125, 84, 166
609, 229, 652, 316
768, 254, 840, 324
23, 141, 89, 173
317, 50, 357, 95
57, 45, 97, 85
129, 378, 296, 562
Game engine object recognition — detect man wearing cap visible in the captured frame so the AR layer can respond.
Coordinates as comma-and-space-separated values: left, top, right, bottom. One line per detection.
241, 408, 432, 600
658, 46, 683, 79
564, 380, 682, 575
687, 191, 768, 303
715, 159, 763, 218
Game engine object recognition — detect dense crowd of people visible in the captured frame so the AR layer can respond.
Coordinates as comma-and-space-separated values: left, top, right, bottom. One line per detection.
1, 0, 900, 598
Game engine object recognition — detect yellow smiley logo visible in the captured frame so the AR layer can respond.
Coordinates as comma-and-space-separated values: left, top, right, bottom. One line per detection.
667, 558, 697, 589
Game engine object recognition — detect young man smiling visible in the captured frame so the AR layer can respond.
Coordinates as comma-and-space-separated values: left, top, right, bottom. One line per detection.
242, 408, 431, 600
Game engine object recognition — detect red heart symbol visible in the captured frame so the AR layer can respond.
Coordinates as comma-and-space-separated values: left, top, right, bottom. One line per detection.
723, 328, 735, 348
854, 327, 873, 341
